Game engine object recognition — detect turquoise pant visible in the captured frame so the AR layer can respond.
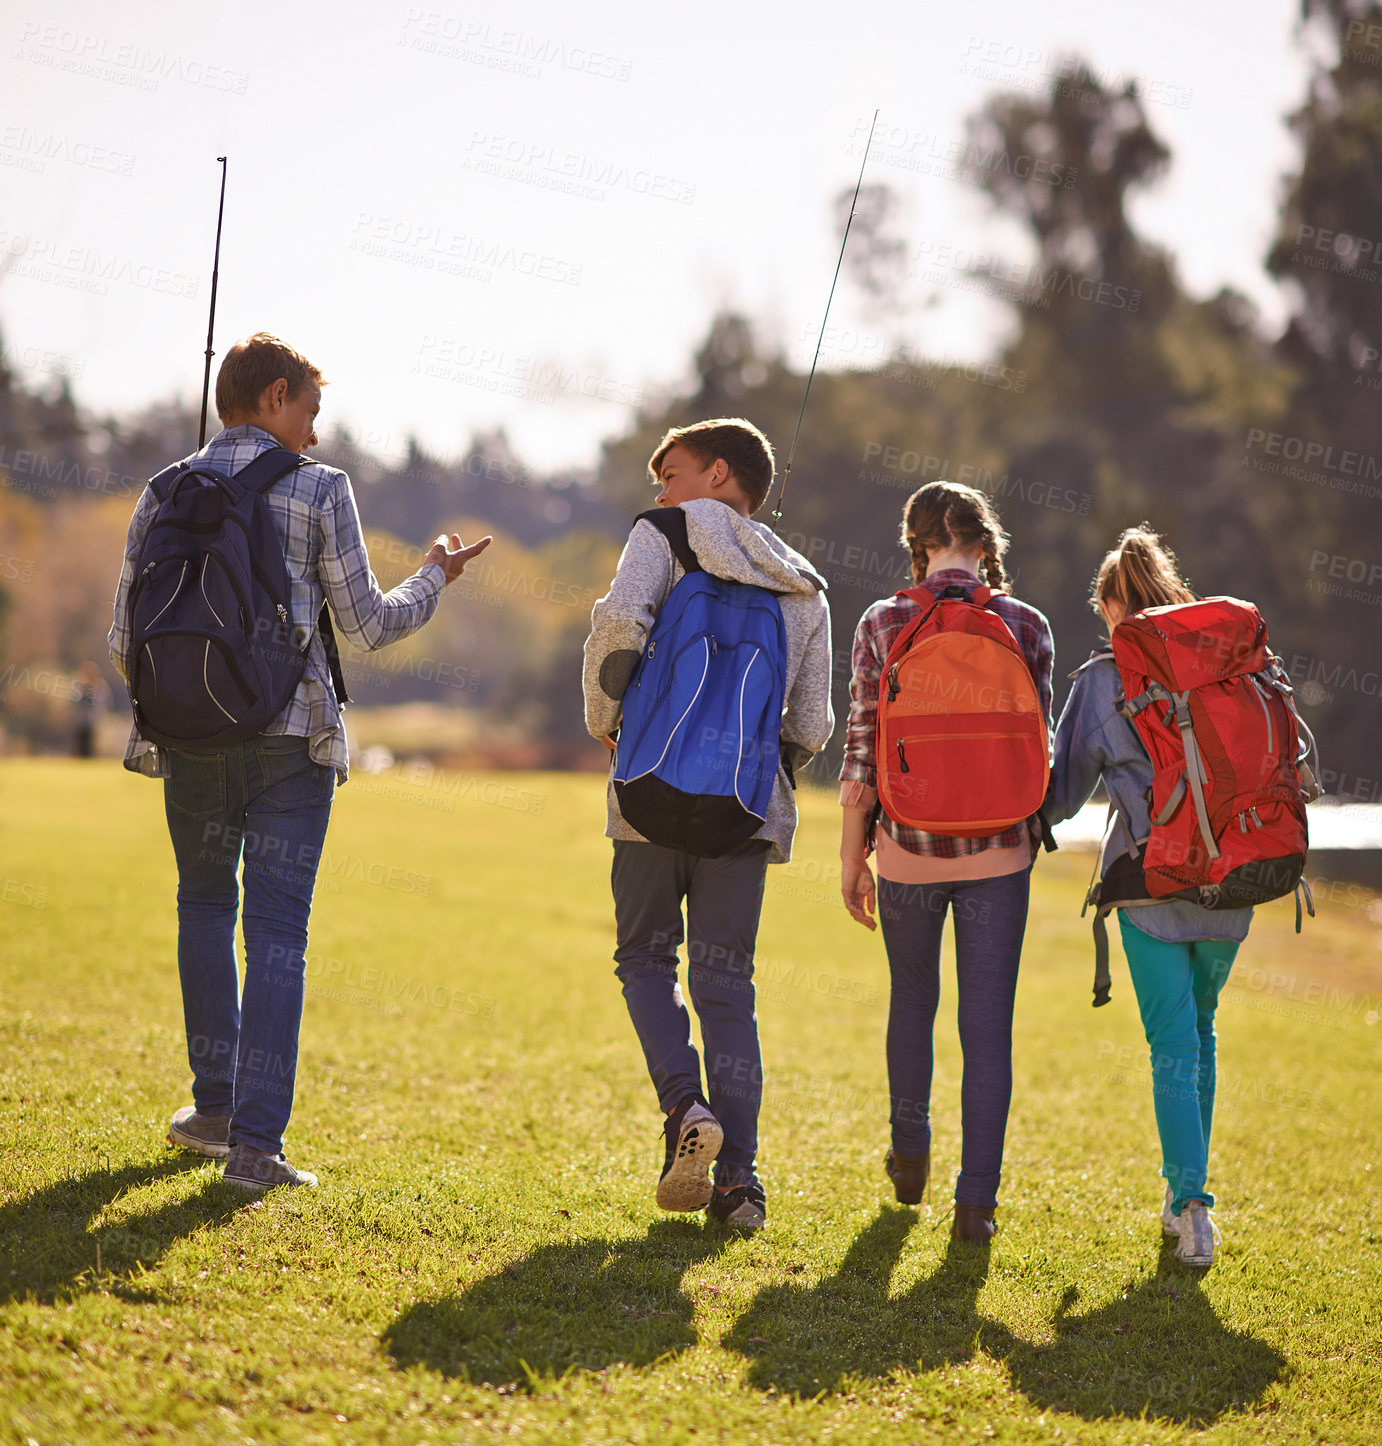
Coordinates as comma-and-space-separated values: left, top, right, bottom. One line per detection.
1117, 914, 1240, 1215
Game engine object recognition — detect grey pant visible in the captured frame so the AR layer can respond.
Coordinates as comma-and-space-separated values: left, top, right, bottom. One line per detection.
611, 838, 770, 1186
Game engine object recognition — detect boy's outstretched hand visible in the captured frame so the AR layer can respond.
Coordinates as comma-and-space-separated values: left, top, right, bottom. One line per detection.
841, 856, 877, 930
425, 532, 492, 585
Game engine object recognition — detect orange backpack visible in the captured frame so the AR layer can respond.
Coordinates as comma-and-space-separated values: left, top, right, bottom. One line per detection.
876, 584, 1049, 837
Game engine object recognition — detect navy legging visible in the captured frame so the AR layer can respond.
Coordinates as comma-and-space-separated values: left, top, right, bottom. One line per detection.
878, 868, 1030, 1209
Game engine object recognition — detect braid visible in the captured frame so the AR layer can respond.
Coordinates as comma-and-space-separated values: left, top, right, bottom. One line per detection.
981, 538, 1009, 593
901, 479, 1011, 592
909, 540, 929, 586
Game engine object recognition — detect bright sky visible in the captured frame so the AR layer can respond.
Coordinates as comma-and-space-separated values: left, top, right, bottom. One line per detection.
0, 0, 1308, 472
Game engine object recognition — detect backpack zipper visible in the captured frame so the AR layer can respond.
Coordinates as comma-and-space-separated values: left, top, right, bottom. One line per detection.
896, 739, 910, 774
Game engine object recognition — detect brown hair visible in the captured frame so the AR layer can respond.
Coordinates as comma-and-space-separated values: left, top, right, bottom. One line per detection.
215, 332, 325, 421
1092, 525, 1196, 619
648, 417, 775, 513
901, 480, 1011, 592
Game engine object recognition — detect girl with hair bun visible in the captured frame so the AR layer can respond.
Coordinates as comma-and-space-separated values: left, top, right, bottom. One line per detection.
839, 480, 1054, 1242
1043, 525, 1248, 1270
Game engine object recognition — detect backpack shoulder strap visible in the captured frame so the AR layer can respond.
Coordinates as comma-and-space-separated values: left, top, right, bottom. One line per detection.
148, 462, 186, 503
233, 446, 309, 496
634, 507, 701, 575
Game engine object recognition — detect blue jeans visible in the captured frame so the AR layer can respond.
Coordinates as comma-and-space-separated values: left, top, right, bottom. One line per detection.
611, 838, 770, 1189
878, 869, 1030, 1209
1117, 913, 1239, 1214
162, 736, 334, 1155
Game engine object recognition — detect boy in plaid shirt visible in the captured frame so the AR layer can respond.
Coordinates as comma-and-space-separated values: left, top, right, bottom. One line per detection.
110, 333, 490, 1191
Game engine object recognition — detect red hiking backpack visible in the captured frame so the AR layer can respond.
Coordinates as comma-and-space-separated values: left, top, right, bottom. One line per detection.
876, 584, 1050, 838
1084, 596, 1320, 1005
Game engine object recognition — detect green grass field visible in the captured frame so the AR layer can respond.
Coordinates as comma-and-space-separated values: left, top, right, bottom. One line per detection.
1, 759, 1378, 1445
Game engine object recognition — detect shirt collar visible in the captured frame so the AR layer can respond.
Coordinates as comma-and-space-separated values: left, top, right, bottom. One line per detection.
213, 424, 277, 444
922, 566, 982, 593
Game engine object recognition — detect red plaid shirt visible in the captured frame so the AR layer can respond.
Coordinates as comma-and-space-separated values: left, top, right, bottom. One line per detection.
839, 569, 1054, 857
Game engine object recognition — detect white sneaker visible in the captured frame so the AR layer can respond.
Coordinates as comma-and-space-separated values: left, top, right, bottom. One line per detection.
1172, 1198, 1220, 1268
1161, 1181, 1178, 1238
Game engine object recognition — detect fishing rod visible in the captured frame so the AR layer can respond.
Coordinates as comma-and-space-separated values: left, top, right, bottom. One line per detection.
198, 155, 228, 448
770, 108, 878, 532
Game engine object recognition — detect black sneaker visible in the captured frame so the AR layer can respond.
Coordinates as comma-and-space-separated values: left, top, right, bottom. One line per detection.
708, 1180, 766, 1232
656, 1096, 723, 1211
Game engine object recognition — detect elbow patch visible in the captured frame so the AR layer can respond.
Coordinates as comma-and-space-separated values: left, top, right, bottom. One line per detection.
600, 649, 640, 700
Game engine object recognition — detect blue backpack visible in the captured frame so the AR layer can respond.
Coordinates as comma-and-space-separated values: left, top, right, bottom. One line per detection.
127, 446, 316, 748
613, 507, 788, 857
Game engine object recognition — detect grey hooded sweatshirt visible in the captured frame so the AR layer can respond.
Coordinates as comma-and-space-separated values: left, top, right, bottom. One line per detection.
583, 498, 834, 864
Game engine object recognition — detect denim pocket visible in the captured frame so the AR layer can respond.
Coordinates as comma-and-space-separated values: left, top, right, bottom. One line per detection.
256, 742, 333, 811
165, 749, 228, 819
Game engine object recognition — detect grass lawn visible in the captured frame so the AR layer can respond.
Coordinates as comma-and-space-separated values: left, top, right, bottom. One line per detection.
1, 758, 1378, 1445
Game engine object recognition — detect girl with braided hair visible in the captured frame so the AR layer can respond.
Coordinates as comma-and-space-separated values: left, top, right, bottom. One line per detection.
1042, 525, 1248, 1269
838, 480, 1054, 1241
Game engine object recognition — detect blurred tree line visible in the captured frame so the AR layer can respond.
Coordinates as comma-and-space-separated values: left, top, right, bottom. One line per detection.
2, 4, 1379, 794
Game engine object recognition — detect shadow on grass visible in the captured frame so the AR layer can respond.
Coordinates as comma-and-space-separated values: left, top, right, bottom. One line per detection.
723, 1209, 1285, 1425
723, 1207, 988, 1396
983, 1238, 1288, 1425
0, 1154, 247, 1304
384, 1219, 727, 1388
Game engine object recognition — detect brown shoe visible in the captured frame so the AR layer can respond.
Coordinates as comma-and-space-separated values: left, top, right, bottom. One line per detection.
884, 1147, 930, 1205
951, 1204, 998, 1242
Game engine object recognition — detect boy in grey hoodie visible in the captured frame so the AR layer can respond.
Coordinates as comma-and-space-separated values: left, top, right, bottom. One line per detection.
583, 418, 833, 1230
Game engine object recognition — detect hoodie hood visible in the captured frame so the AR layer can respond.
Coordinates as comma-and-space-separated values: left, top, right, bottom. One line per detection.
678, 498, 826, 597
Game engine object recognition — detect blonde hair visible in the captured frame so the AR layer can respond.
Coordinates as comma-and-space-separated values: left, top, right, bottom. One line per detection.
215, 333, 325, 421
900, 480, 1011, 592
1092, 525, 1196, 618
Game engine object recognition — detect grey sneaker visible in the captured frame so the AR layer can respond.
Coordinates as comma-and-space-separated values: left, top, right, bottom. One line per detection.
168, 1106, 230, 1159
708, 1181, 766, 1232
223, 1144, 318, 1191
1172, 1199, 1220, 1268
656, 1096, 723, 1212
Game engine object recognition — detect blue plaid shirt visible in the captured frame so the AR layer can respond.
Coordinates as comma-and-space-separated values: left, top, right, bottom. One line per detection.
108, 425, 445, 782
840, 569, 1055, 856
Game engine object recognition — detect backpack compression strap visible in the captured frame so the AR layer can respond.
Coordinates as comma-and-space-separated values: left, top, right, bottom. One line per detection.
635, 507, 702, 575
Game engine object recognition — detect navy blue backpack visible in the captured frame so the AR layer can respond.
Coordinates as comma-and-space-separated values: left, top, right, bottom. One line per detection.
613, 508, 788, 857
127, 446, 320, 748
